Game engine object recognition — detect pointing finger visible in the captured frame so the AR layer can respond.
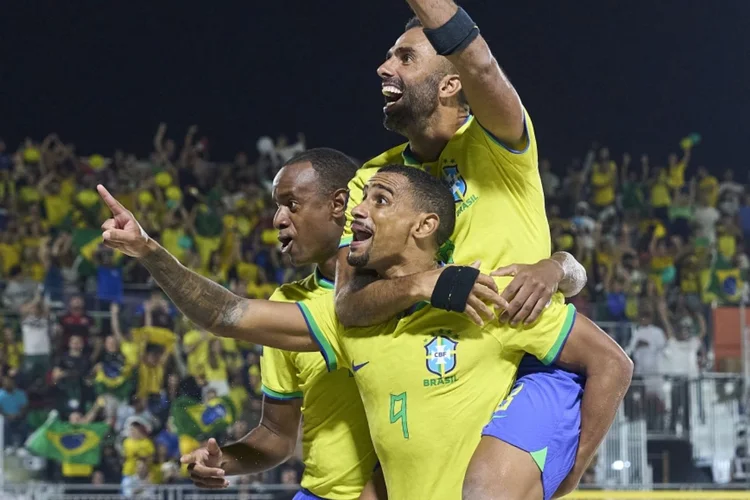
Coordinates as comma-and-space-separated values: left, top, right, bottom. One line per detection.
97, 184, 127, 216
470, 260, 482, 269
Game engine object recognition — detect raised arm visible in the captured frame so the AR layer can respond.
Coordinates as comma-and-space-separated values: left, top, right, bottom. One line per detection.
553, 315, 633, 497
96, 185, 316, 352
406, 0, 524, 146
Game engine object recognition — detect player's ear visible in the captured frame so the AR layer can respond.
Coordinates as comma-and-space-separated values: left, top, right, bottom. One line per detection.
330, 188, 349, 218
439, 74, 462, 100
413, 212, 440, 242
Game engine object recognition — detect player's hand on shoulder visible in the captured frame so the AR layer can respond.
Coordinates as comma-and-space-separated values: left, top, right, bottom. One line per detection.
96, 184, 152, 258
491, 259, 564, 326
180, 438, 229, 489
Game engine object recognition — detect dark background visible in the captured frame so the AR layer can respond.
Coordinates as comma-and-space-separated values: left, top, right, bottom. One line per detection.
1, 0, 748, 171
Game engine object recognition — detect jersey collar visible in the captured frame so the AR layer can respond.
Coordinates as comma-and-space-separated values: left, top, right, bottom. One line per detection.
314, 268, 335, 290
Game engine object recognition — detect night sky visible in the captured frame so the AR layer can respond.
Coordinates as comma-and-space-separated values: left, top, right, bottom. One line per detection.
2, 0, 748, 173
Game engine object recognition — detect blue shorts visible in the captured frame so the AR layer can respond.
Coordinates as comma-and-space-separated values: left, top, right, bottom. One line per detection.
293, 489, 326, 500
482, 359, 584, 500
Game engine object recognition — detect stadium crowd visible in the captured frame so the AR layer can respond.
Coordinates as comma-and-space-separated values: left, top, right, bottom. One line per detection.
0, 124, 747, 494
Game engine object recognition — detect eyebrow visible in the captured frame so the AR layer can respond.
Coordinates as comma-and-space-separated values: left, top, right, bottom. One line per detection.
385, 46, 415, 60
368, 182, 395, 196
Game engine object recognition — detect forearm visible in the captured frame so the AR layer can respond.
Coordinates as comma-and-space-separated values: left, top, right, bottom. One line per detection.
550, 252, 587, 298
220, 424, 295, 476
335, 272, 424, 328
406, 0, 523, 142
138, 240, 313, 350
138, 240, 248, 337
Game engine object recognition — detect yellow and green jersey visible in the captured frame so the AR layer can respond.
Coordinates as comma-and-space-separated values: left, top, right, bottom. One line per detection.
341, 111, 551, 276
261, 269, 377, 500
297, 285, 576, 500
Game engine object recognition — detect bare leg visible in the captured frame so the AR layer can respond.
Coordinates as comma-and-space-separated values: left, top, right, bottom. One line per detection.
463, 436, 543, 500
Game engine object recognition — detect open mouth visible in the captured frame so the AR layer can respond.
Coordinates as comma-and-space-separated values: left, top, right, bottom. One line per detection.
382, 85, 403, 110
278, 234, 294, 253
350, 223, 373, 249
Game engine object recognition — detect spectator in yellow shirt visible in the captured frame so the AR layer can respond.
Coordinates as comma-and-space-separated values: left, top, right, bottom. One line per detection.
590, 148, 617, 210
667, 147, 691, 191
136, 344, 168, 400
649, 167, 672, 222
203, 338, 229, 396
697, 166, 719, 207
122, 419, 155, 491
182, 327, 211, 379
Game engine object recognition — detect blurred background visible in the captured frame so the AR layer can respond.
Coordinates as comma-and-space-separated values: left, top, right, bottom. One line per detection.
1, 1, 749, 499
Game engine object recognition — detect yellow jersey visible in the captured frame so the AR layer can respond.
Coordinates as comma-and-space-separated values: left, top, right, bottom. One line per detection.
261, 269, 377, 500
341, 112, 550, 271
122, 437, 155, 476
298, 286, 576, 500
591, 161, 617, 207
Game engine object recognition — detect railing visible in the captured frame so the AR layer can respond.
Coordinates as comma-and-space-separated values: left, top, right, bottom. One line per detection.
0, 483, 299, 500
3, 483, 750, 500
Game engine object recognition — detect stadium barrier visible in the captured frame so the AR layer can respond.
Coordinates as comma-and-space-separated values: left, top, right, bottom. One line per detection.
1, 484, 749, 500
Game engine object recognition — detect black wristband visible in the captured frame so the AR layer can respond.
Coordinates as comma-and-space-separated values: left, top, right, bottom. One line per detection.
422, 7, 480, 56
430, 266, 480, 313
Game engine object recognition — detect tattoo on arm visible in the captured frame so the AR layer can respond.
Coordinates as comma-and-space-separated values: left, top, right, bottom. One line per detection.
139, 245, 249, 334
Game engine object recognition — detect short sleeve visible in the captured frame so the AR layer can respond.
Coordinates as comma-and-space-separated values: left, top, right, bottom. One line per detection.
499, 296, 577, 366
260, 347, 303, 400
470, 108, 537, 166
296, 295, 348, 372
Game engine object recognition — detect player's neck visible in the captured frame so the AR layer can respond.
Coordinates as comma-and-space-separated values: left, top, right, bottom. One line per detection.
380, 252, 439, 280
406, 108, 468, 163
316, 254, 337, 283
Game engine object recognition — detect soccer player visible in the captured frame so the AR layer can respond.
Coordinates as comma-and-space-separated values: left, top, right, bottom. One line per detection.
142, 149, 385, 500
331, 2, 615, 498
98, 166, 632, 499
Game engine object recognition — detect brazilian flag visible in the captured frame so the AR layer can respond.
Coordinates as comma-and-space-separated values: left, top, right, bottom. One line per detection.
708, 261, 745, 305
94, 362, 135, 401
170, 396, 236, 441
71, 228, 124, 276
26, 413, 110, 465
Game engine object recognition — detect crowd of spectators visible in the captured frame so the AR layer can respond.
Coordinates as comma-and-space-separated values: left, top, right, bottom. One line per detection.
0, 125, 747, 492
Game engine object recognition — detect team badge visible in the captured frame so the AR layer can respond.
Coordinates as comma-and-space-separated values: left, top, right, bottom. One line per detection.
442, 163, 467, 203
424, 335, 458, 377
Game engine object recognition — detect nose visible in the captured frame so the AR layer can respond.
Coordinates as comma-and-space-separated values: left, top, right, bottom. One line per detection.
351, 201, 368, 220
273, 207, 290, 230
377, 59, 395, 80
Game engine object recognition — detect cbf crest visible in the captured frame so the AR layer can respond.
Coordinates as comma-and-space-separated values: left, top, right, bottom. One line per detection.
442, 161, 467, 203
424, 335, 458, 377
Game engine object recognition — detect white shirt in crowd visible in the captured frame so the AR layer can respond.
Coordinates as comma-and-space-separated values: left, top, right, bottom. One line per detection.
627, 324, 667, 376
693, 205, 721, 242
719, 181, 744, 216
541, 170, 560, 197
21, 314, 51, 356
664, 336, 702, 378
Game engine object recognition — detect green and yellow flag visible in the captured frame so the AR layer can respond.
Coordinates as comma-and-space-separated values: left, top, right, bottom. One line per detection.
26, 413, 110, 465
170, 396, 236, 441
708, 261, 745, 305
94, 363, 135, 401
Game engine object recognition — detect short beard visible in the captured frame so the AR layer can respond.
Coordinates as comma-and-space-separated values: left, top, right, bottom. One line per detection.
347, 249, 370, 268
383, 73, 442, 136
